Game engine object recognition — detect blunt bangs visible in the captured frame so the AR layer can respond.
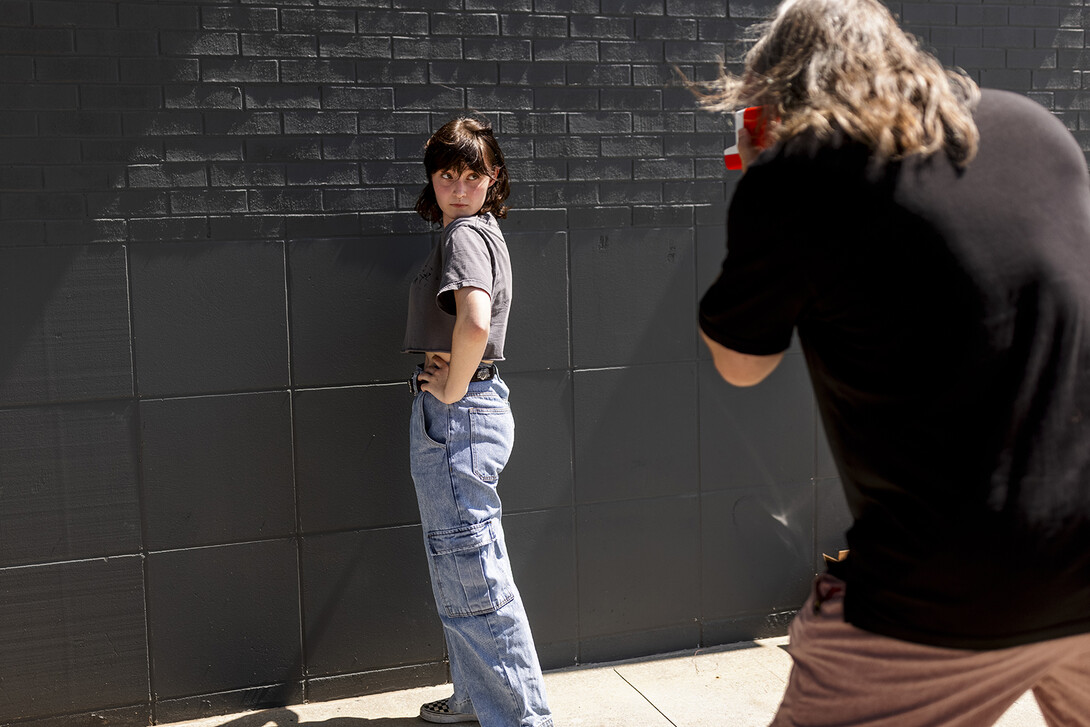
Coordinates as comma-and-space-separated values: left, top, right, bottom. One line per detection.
424, 132, 494, 178
415, 116, 511, 225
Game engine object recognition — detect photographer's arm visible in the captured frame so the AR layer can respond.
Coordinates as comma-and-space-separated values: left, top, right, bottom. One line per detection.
701, 329, 783, 386
701, 125, 786, 387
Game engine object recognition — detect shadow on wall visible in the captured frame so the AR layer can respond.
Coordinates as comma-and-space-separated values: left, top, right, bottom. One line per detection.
287, 234, 435, 388
556, 221, 820, 662
0, 250, 72, 391
0, 246, 132, 407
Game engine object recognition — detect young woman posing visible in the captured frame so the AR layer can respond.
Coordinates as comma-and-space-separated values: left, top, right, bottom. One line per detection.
402, 117, 553, 727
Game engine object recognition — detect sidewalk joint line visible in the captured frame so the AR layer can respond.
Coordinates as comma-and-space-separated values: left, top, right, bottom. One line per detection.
613, 669, 679, 727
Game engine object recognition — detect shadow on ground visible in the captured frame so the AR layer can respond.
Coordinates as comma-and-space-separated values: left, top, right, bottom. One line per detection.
213, 709, 420, 727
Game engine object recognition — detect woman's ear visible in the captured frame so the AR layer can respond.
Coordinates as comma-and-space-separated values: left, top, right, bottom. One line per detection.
489, 167, 500, 186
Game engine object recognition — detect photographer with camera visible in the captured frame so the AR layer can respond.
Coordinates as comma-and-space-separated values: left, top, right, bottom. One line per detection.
698, 1, 1090, 724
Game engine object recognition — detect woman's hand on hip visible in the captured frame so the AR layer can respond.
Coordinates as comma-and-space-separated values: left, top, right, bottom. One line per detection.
419, 356, 466, 404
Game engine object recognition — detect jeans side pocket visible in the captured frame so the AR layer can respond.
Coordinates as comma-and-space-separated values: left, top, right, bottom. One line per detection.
418, 393, 448, 447
427, 519, 514, 618
468, 405, 513, 483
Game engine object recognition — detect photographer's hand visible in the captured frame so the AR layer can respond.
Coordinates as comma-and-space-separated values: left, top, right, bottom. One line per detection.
738, 127, 760, 173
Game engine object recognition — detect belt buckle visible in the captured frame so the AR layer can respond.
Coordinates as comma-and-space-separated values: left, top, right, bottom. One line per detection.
474, 363, 496, 382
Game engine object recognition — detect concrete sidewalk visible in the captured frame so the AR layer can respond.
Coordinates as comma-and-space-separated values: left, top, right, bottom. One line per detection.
162, 636, 1046, 727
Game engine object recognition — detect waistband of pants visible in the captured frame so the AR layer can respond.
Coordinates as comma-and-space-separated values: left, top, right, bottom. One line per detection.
408, 362, 497, 396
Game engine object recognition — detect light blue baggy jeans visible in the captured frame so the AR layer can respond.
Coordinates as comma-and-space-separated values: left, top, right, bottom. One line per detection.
409, 374, 553, 727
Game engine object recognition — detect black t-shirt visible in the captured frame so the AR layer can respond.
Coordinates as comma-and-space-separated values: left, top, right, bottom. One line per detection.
700, 89, 1090, 649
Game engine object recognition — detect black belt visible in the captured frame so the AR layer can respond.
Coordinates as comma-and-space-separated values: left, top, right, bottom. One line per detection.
408, 363, 497, 396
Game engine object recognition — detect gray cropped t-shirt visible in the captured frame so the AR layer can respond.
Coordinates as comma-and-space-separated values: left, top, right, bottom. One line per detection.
402, 213, 512, 360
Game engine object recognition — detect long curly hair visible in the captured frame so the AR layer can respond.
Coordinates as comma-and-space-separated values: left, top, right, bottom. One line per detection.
696, 0, 980, 165
415, 116, 511, 225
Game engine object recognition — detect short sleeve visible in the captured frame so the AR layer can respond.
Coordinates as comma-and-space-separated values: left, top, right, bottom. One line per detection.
438, 219, 494, 314
698, 165, 810, 355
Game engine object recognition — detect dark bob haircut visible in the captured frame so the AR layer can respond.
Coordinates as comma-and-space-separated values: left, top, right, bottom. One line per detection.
415, 116, 511, 225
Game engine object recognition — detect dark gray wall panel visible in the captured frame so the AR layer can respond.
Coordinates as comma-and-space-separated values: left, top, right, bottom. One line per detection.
574, 363, 699, 504
577, 496, 700, 641
129, 242, 289, 397
570, 227, 697, 369
301, 526, 443, 678
0, 557, 148, 722
578, 623, 703, 666
146, 540, 301, 699
699, 356, 815, 492
140, 392, 296, 550
504, 508, 579, 669
701, 485, 815, 620
0, 246, 132, 406
816, 418, 838, 479
695, 218, 727, 320
288, 236, 433, 387
0, 402, 139, 567
502, 230, 571, 373
305, 663, 448, 705
814, 477, 852, 572
293, 384, 418, 534
155, 685, 304, 726
500, 370, 574, 513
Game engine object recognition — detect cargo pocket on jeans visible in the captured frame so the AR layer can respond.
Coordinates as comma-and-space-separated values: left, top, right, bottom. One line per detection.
427, 519, 514, 618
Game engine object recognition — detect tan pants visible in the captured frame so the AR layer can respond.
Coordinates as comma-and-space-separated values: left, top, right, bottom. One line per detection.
772, 574, 1090, 726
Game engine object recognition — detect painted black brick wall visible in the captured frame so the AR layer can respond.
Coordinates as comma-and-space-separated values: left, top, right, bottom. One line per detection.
1, 1, 1086, 725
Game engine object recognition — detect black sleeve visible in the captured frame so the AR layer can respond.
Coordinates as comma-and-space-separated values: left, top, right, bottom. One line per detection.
698, 162, 810, 356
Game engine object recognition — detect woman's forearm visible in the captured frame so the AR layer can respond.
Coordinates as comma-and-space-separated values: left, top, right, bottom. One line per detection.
422, 286, 490, 404
446, 295, 490, 398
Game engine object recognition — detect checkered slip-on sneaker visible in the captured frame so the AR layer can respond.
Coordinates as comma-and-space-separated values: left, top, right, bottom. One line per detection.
419, 698, 478, 724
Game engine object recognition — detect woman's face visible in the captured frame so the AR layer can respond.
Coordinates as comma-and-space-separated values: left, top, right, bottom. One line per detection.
431, 165, 496, 227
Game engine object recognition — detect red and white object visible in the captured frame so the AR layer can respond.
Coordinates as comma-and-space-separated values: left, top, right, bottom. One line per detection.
724, 106, 769, 170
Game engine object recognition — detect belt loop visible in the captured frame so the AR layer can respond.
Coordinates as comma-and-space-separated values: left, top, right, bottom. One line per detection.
408, 364, 423, 396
